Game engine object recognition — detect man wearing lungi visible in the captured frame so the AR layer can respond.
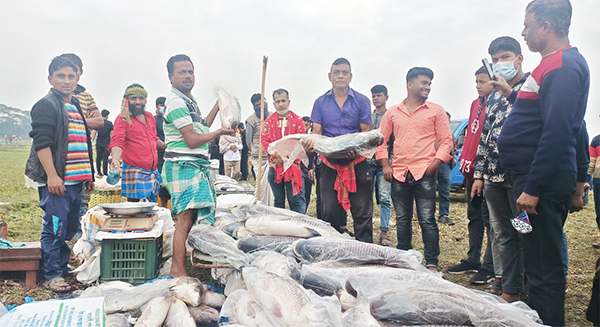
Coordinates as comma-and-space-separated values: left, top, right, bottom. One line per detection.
163, 54, 235, 277
109, 84, 166, 202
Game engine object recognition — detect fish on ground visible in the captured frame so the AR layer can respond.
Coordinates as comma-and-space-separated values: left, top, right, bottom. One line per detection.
170, 276, 204, 307
187, 224, 249, 269
249, 250, 300, 279
163, 298, 196, 327
105, 313, 131, 327
133, 295, 171, 327
292, 237, 427, 271
237, 235, 300, 254
202, 291, 226, 309
188, 304, 220, 326
244, 214, 343, 239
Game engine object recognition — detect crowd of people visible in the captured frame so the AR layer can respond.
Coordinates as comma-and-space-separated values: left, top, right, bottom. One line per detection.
22, 1, 591, 326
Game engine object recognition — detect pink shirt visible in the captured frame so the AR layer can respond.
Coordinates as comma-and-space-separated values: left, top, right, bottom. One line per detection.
375, 99, 453, 182
109, 111, 159, 171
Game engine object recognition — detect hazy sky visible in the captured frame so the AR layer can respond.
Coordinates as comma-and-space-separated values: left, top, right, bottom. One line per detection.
1, 0, 598, 134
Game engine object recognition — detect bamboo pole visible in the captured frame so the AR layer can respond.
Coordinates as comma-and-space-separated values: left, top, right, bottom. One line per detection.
256, 56, 268, 201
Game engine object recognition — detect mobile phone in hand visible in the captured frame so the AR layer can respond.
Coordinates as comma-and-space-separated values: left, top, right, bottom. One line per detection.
482, 58, 497, 81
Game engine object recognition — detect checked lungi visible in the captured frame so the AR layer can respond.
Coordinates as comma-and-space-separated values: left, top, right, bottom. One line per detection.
121, 162, 162, 201
163, 159, 215, 225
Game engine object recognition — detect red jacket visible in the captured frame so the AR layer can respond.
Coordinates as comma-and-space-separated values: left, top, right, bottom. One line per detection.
109, 111, 159, 171
261, 111, 305, 194
458, 98, 486, 180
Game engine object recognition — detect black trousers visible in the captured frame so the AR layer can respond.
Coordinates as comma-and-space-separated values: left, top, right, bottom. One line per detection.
96, 144, 109, 175
510, 170, 575, 327
466, 179, 494, 272
319, 160, 373, 243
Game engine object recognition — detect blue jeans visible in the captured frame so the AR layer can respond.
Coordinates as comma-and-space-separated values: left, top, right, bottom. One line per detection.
370, 165, 392, 231
268, 167, 305, 214
391, 172, 439, 267
39, 183, 83, 281
300, 168, 312, 214
436, 163, 451, 218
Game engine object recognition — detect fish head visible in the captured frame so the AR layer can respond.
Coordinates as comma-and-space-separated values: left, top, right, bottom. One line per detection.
367, 131, 385, 147
170, 277, 204, 307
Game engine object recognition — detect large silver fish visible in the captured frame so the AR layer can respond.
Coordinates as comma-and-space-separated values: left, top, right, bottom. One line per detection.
237, 235, 301, 253
187, 224, 249, 269
245, 214, 344, 239
105, 313, 131, 327
163, 298, 196, 327
267, 130, 384, 172
249, 250, 300, 279
345, 274, 543, 327
104, 279, 172, 314
215, 85, 242, 129
133, 295, 171, 327
292, 237, 427, 271
188, 304, 220, 326
219, 289, 275, 327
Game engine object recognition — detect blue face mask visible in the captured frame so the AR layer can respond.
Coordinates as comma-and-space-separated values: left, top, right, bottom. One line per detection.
159, 106, 165, 115
492, 58, 518, 81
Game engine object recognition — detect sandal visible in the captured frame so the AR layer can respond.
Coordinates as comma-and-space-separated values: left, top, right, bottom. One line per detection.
484, 280, 502, 295
43, 277, 75, 293
380, 236, 393, 247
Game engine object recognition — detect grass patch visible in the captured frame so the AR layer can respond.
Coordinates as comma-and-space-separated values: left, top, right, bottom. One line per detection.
1, 145, 597, 326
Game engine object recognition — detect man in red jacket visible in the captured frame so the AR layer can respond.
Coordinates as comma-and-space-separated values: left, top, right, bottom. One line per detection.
448, 67, 496, 286
109, 84, 166, 202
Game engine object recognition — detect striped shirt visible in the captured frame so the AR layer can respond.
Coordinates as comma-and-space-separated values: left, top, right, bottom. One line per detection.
73, 85, 98, 117
164, 87, 210, 161
64, 103, 93, 182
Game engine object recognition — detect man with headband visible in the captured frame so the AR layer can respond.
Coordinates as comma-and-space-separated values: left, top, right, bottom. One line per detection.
109, 83, 166, 202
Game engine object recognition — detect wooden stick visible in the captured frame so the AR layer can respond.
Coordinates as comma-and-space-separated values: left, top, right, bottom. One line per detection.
256, 56, 268, 201
189, 252, 233, 268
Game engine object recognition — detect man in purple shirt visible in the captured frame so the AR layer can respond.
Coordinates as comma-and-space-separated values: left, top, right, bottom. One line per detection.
310, 57, 373, 242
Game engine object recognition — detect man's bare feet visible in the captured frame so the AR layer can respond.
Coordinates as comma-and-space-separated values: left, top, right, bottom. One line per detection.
427, 266, 439, 272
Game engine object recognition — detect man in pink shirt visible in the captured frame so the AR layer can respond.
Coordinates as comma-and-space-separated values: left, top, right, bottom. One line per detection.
109, 84, 166, 202
376, 67, 453, 271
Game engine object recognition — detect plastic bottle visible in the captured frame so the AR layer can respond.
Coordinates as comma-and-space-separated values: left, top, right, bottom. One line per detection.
0, 216, 7, 239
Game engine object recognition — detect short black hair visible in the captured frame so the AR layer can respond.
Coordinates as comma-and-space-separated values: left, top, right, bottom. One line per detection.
250, 93, 262, 104
370, 84, 388, 96
446, 111, 451, 119
331, 57, 351, 72
62, 53, 83, 69
48, 54, 79, 76
167, 54, 193, 75
272, 88, 289, 99
526, 0, 572, 37
302, 116, 311, 122
156, 96, 166, 106
101, 109, 110, 117
238, 122, 245, 129
475, 66, 488, 76
406, 67, 434, 83
488, 36, 522, 56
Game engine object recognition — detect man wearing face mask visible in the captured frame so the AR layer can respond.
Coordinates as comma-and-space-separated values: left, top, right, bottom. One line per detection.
154, 96, 171, 208
246, 93, 273, 204
261, 89, 306, 213
109, 84, 166, 202
471, 36, 529, 303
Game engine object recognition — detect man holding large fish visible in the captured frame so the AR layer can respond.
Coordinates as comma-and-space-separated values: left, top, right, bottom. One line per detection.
162, 54, 236, 277
261, 88, 306, 213
307, 57, 374, 243
376, 67, 453, 272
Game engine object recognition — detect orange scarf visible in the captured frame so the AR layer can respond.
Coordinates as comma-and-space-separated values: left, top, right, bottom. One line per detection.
321, 156, 365, 211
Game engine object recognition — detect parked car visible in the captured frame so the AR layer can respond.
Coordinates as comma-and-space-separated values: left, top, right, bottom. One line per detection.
450, 118, 468, 192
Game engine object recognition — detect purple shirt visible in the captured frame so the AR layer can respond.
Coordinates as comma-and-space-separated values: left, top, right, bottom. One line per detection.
311, 88, 371, 165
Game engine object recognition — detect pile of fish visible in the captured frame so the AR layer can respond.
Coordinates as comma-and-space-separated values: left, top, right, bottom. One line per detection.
215, 85, 242, 130
76, 276, 225, 326
183, 203, 546, 326
267, 130, 384, 172
214, 175, 254, 192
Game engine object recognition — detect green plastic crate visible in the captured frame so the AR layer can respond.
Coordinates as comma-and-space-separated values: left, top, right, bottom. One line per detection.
100, 236, 162, 284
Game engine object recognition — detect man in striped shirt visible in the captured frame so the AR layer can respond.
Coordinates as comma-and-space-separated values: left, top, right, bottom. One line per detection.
163, 54, 235, 277
25, 54, 95, 293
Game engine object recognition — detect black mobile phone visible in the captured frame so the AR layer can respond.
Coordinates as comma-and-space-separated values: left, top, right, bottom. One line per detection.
471, 192, 484, 209
481, 58, 496, 80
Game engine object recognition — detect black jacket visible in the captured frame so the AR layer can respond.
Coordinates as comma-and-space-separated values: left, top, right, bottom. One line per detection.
25, 90, 94, 183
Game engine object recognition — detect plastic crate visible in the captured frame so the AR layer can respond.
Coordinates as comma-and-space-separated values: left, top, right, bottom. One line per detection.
100, 236, 162, 284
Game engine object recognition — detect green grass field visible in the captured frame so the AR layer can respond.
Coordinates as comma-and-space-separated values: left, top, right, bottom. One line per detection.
0, 143, 597, 326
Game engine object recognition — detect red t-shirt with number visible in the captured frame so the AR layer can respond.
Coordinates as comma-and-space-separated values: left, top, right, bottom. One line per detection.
458, 98, 486, 181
